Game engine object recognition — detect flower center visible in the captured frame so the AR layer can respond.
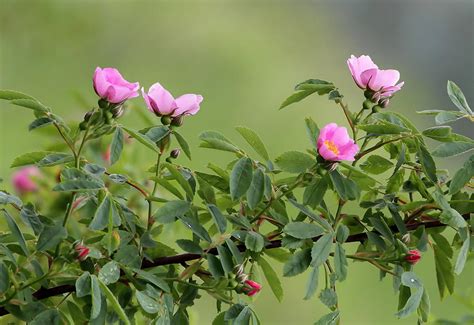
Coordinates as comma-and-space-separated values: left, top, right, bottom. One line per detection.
324, 140, 339, 155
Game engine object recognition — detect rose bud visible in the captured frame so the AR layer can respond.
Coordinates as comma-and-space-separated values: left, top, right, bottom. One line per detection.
243, 280, 262, 297
170, 148, 181, 159
93, 67, 139, 104
405, 249, 421, 265
74, 242, 90, 261
347, 55, 404, 102
12, 166, 41, 194
317, 123, 359, 162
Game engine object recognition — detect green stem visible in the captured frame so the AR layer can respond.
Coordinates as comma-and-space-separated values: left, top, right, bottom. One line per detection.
147, 152, 162, 230
338, 101, 356, 139
355, 135, 410, 160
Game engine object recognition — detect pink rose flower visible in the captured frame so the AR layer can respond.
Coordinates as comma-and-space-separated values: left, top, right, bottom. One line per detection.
347, 55, 404, 98
243, 280, 262, 296
12, 166, 41, 194
142, 82, 203, 117
93, 67, 139, 104
317, 123, 359, 162
405, 249, 421, 265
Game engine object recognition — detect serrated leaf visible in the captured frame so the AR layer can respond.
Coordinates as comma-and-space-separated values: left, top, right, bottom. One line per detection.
432, 141, 474, 157
283, 248, 311, 277
176, 239, 203, 254
360, 155, 394, 175
154, 200, 191, 224
235, 126, 270, 161
304, 117, 319, 148
136, 290, 160, 314
97, 278, 131, 325
395, 287, 424, 318
283, 222, 325, 239
199, 131, 239, 153
173, 131, 192, 160
245, 231, 264, 252
447, 80, 472, 115
449, 155, 474, 194
110, 127, 124, 165
454, 235, 470, 275
334, 243, 347, 281
37, 224, 67, 251
76, 272, 91, 297
230, 157, 253, 201
180, 216, 212, 242
2, 209, 29, 255
207, 204, 227, 234
310, 233, 333, 267
303, 266, 319, 300
98, 261, 120, 285
275, 151, 314, 173
11, 98, 50, 112
122, 126, 158, 152
259, 257, 283, 302
303, 176, 328, 208
246, 168, 265, 210
90, 275, 102, 319
28, 117, 53, 131
162, 162, 194, 200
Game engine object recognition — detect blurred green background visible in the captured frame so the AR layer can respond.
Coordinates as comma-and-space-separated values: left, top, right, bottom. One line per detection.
0, 0, 473, 324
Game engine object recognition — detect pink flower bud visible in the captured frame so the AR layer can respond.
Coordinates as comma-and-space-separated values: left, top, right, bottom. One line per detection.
405, 249, 421, 265
93, 67, 139, 104
317, 123, 359, 162
347, 55, 404, 99
243, 280, 262, 297
142, 82, 202, 118
12, 166, 41, 194
74, 243, 90, 261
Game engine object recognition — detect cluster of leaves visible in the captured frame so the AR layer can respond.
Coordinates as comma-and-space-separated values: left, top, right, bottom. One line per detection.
0, 76, 472, 325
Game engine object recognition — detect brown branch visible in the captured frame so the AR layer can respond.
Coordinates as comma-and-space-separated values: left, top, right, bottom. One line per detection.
0, 214, 470, 317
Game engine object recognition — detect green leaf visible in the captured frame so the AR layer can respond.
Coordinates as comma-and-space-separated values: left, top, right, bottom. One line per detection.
53, 179, 104, 192
295, 79, 335, 92
401, 272, 423, 288
207, 254, 225, 278
329, 169, 359, 201
259, 257, 283, 302
396, 287, 424, 318
283, 222, 325, 239
11, 98, 50, 113
246, 168, 265, 210
162, 162, 194, 200
176, 239, 203, 254
360, 155, 394, 175
336, 224, 349, 243
97, 278, 131, 325
287, 198, 333, 232
90, 195, 120, 230
76, 272, 91, 297
226, 238, 244, 264
36, 224, 67, 251
0, 89, 35, 100
358, 122, 410, 135
418, 287, 431, 323
275, 151, 314, 173
28, 117, 53, 131
439, 208, 467, 228
114, 245, 141, 269
173, 131, 192, 160
235, 126, 270, 161
98, 261, 120, 285
10, 151, 56, 167
245, 231, 265, 252
319, 288, 338, 308
449, 155, 474, 194
154, 200, 191, 224
334, 243, 347, 281
37, 153, 74, 167
416, 140, 438, 183
280, 89, 317, 109
122, 126, 158, 152
230, 157, 253, 201
0, 262, 10, 293
180, 216, 212, 242
30, 310, 60, 325
283, 248, 311, 277
447, 80, 472, 115
422, 126, 453, 141
304, 117, 319, 148
303, 266, 319, 300
144, 125, 170, 143
454, 235, 470, 275
386, 169, 405, 194
303, 176, 328, 208
199, 131, 239, 153
432, 141, 474, 157
217, 245, 234, 274
90, 275, 102, 319
155, 178, 184, 200
207, 204, 227, 234
433, 244, 455, 298
234, 306, 252, 325
314, 311, 340, 325
136, 290, 160, 314
2, 209, 29, 255
0, 191, 22, 207
310, 233, 333, 267
437, 110, 465, 125
195, 172, 229, 192
135, 269, 170, 292
110, 127, 124, 165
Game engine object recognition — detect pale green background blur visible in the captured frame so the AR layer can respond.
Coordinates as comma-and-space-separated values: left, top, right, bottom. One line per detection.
0, 1, 473, 324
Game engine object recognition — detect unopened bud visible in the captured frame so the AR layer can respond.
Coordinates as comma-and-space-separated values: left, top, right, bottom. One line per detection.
111, 104, 125, 118
379, 98, 390, 108
371, 92, 381, 103
362, 99, 372, 110
161, 116, 172, 125
84, 111, 93, 122
364, 89, 374, 100
171, 115, 184, 127
98, 98, 109, 109
170, 148, 181, 159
